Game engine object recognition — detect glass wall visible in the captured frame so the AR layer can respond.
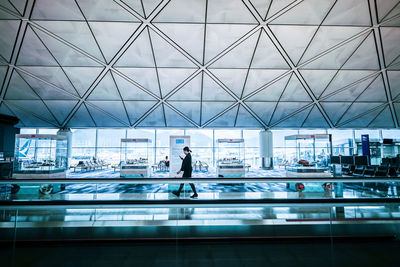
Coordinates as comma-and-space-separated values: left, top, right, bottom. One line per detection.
18, 128, 400, 168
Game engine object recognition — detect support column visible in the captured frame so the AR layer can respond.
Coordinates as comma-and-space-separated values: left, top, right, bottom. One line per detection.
259, 130, 273, 169
0, 114, 20, 159
57, 128, 72, 167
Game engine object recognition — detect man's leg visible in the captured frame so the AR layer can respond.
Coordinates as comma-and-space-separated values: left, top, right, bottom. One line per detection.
189, 183, 198, 196
173, 183, 185, 197
178, 183, 184, 193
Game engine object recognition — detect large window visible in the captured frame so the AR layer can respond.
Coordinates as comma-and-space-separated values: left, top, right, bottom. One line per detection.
328, 130, 354, 156
71, 129, 96, 164
22, 128, 399, 170
243, 130, 260, 167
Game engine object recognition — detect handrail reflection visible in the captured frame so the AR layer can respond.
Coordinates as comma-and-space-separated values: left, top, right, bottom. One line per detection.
0, 176, 399, 184
1, 197, 400, 209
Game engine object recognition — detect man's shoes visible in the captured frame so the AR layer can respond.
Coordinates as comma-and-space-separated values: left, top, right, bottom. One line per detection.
172, 191, 180, 197
190, 193, 198, 199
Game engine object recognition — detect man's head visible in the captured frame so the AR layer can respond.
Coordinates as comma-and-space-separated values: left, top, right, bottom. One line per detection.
183, 146, 191, 155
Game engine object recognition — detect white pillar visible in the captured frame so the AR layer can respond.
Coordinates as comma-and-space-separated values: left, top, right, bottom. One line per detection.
57, 128, 72, 167
259, 130, 273, 169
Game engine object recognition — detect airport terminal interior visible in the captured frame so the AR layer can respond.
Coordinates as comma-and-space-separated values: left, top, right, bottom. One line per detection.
1, 0, 400, 266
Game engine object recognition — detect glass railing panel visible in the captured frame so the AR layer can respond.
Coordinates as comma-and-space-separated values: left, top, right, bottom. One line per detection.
1, 178, 400, 202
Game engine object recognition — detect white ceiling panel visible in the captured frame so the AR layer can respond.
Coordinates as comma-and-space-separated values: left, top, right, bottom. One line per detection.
299, 70, 337, 99
339, 105, 386, 128
209, 31, 259, 69
89, 22, 141, 63
153, 0, 205, 22
266, 0, 295, 20
246, 73, 291, 101
299, 26, 367, 65
115, 67, 161, 97
157, 68, 196, 98
369, 106, 395, 128
4, 70, 39, 100
202, 73, 235, 101
87, 71, 121, 101
201, 102, 235, 124
270, 102, 310, 125
250, 29, 290, 69
16, 25, 57, 66
320, 102, 352, 125
168, 72, 202, 101
388, 71, 400, 99
235, 105, 262, 127
302, 105, 329, 128
137, 104, 165, 127
204, 24, 256, 64
63, 67, 104, 97
167, 101, 201, 125
76, 0, 140, 22
34, 21, 105, 62
164, 104, 196, 127
270, 0, 335, 25
208, 105, 239, 127
31, 0, 84, 20
279, 74, 311, 102
269, 25, 318, 66
149, 28, 197, 68
112, 71, 157, 101
33, 26, 102, 66
321, 70, 376, 99
86, 101, 129, 127
338, 102, 383, 125
154, 23, 205, 63
0, 20, 20, 62
124, 101, 157, 124
381, 27, 400, 66
242, 69, 288, 97
301, 32, 368, 69
322, 0, 371, 26
121, 0, 144, 17
45, 100, 78, 125
207, 0, 258, 24
274, 106, 312, 128
66, 104, 95, 127
209, 68, 248, 98
245, 101, 276, 125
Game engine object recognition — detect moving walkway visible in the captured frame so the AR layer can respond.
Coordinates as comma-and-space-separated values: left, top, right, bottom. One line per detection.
1, 177, 400, 242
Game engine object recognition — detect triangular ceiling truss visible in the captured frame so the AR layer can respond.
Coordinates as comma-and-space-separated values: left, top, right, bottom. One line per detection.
0, 0, 398, 129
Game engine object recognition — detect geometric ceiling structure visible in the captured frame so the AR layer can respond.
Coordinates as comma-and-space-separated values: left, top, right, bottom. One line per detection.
0, 0, 399, 129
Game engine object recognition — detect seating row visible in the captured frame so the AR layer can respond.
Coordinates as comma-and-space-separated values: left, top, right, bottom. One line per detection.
70, 160, 110, 172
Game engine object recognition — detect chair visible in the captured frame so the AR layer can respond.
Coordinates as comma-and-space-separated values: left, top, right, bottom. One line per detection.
199, 161, 209, 172
352, 165, 365, 176
375, 166, 388, 177
111, 161, 122, 172
388, 167, 398, 177
363, 166, 376, 177
245, 164, 251, 172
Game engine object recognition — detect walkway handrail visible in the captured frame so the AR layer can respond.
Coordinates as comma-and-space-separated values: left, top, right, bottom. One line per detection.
0, 176, 399, 184
1, 197, 400, 209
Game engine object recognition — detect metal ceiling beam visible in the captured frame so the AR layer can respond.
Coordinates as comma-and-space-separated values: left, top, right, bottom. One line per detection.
243, 0, 335, 128
0, 0, 399, 129
369, 0, 399, 128
0, 0, 34, 103
61, 0, 172, 128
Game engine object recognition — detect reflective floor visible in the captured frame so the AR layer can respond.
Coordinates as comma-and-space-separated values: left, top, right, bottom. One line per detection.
66, 167, 287, 178
2, 182, 400, 201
